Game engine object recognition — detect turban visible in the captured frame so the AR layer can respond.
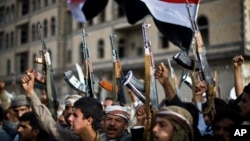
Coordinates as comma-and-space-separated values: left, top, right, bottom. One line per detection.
105, 105, 130, 122
64, 94, 82, 105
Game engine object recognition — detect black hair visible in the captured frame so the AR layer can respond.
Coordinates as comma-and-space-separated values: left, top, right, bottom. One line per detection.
243, 83, 250, 95
19, 112, 48, 141
212, 108, 243, 129
0, 106, 3, 121
73, 97, 103, 130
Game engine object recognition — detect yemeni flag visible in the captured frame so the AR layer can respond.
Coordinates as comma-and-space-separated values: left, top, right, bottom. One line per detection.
116, 0, 200, 51
67, 0, 108, 23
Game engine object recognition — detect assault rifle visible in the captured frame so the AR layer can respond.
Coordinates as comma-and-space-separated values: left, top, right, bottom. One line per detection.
142, 22, 158, 141
81, 29, 95, 98
110, 33, 126, 106
35, 23, 58, 120
185, 0, 215, 113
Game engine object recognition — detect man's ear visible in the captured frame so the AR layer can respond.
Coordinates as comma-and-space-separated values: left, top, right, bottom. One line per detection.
87, 117, 94, 125
32, 128, 40, 136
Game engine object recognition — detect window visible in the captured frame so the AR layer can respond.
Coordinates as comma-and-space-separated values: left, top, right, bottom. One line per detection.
11, 5, 15, 20
78, 23, 83, 29
43, 20, 48, 38
21, 1, 29, 15
198, 16, 209, 46
66, 12, 72, 34
118, 39, 125, 58
5, 33, 9, 48
6, 7, 9, 22
99, 11, 105, 23
0, 32, 4, 50
98, 39, 104, 58
117, 5, 124, 18
16, 52, 28, 73
51, 17, 56, 36
6, 59, 11, 75
161, 35, 169, 49
10, 31, 14, 47
67, 50, 72, 63
32, 24, 36, 41
44, 0, 48, 7
32, 53, 37, 69
32, 0, 36, 11
18, 23, 29, 44
37, 0, 41, 9
88, 19, 93, 26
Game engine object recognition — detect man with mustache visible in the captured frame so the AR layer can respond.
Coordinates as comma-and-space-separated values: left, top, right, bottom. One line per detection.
101, 105, 131, 141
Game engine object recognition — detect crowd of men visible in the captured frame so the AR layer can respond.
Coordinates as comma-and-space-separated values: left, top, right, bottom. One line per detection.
0, 54, 250, 141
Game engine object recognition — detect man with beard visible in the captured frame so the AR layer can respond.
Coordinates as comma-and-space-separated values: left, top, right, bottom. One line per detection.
101, 105, 131, 141
17, 112, 48, 141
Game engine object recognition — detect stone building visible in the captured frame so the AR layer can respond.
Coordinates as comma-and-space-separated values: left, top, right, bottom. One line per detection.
0, 0, 249, 104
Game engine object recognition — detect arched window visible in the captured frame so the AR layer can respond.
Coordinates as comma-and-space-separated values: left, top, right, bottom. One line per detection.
10, 31, 14, 47
32, 24, 36, 41
98, 39, 104, 58
51, 17, 56, 36
118, 39, 125, 59
43, 20, 48, 38
198, 16, 209, 46
5, 33, 9, 48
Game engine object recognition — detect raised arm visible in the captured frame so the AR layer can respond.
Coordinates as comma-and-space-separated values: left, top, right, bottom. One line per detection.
232, 55, 244, 97
21, 72, 79, 141
154, 62, 176, 101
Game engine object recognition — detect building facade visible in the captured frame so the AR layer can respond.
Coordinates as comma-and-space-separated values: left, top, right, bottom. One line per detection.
0, 0, 249, 104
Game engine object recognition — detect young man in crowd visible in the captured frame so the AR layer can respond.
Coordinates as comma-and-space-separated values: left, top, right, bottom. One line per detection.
21, 71, 103, 141
17, 112, 48, 141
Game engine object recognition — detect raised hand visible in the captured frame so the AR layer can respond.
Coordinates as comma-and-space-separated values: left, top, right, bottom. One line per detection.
154, 62, 170, 86
21, 70, 35, 97
233, 55, 244, 68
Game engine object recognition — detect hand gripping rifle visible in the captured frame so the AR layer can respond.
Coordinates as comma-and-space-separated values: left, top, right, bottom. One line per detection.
109, 33, 126, 106
186, 0, 215, 113
142, 22, 158, 141
81, 29, 95, 98
35, 23, 58, 120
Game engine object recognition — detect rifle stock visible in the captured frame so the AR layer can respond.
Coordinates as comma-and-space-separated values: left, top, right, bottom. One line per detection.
98, 78, 118, 93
